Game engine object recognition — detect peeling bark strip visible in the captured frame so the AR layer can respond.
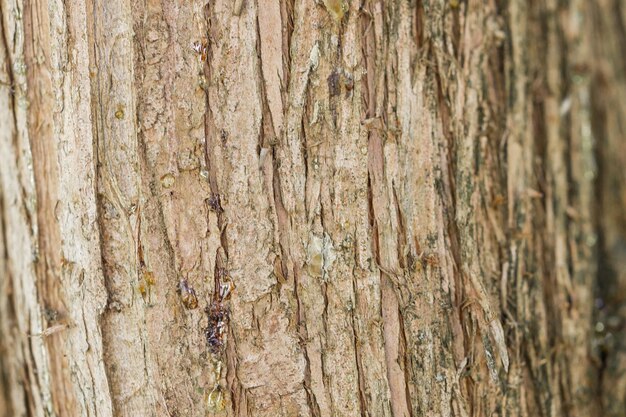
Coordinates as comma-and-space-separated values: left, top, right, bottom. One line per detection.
1, 1, 625, 416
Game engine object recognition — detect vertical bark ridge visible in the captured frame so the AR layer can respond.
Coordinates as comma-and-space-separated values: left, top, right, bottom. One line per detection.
591, 1, 626, 415
39, 0, 112, 415
384, 1, 462, 414
0, 1, 46, 414
504, 1, 541, 415
0, 0, 115, 415
131, 0, 222, 415
360, 1, 410, 415
202, 1, 309, 415
503, 0, 600, 415
22, 0, 76, 413
445, 1, 511, 414
87, 0, 154, 414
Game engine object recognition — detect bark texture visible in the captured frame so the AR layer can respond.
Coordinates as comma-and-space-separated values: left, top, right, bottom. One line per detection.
0, 0, 624, 416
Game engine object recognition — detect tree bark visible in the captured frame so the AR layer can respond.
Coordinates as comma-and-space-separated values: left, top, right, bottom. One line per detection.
0, 0, 624, 416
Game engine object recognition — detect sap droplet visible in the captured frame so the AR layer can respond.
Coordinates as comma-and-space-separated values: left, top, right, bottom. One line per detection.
160, 173, 175, 189
205, 385, 227, 412
323, 0, 346, 22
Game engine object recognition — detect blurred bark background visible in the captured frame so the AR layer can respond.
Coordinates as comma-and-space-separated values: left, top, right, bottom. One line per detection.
1, 0, 625, 416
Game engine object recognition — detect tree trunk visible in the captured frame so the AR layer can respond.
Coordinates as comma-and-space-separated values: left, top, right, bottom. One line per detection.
1, 0, 624, 416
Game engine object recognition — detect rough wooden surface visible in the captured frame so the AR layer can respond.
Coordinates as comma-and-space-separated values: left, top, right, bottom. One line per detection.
0, 0, 624, 416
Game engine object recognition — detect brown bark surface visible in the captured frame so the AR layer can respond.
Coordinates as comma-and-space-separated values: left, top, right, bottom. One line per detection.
1, 0, 625, 416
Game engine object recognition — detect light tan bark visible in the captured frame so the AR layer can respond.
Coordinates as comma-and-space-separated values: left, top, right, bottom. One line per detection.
0, 0, 624, 416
